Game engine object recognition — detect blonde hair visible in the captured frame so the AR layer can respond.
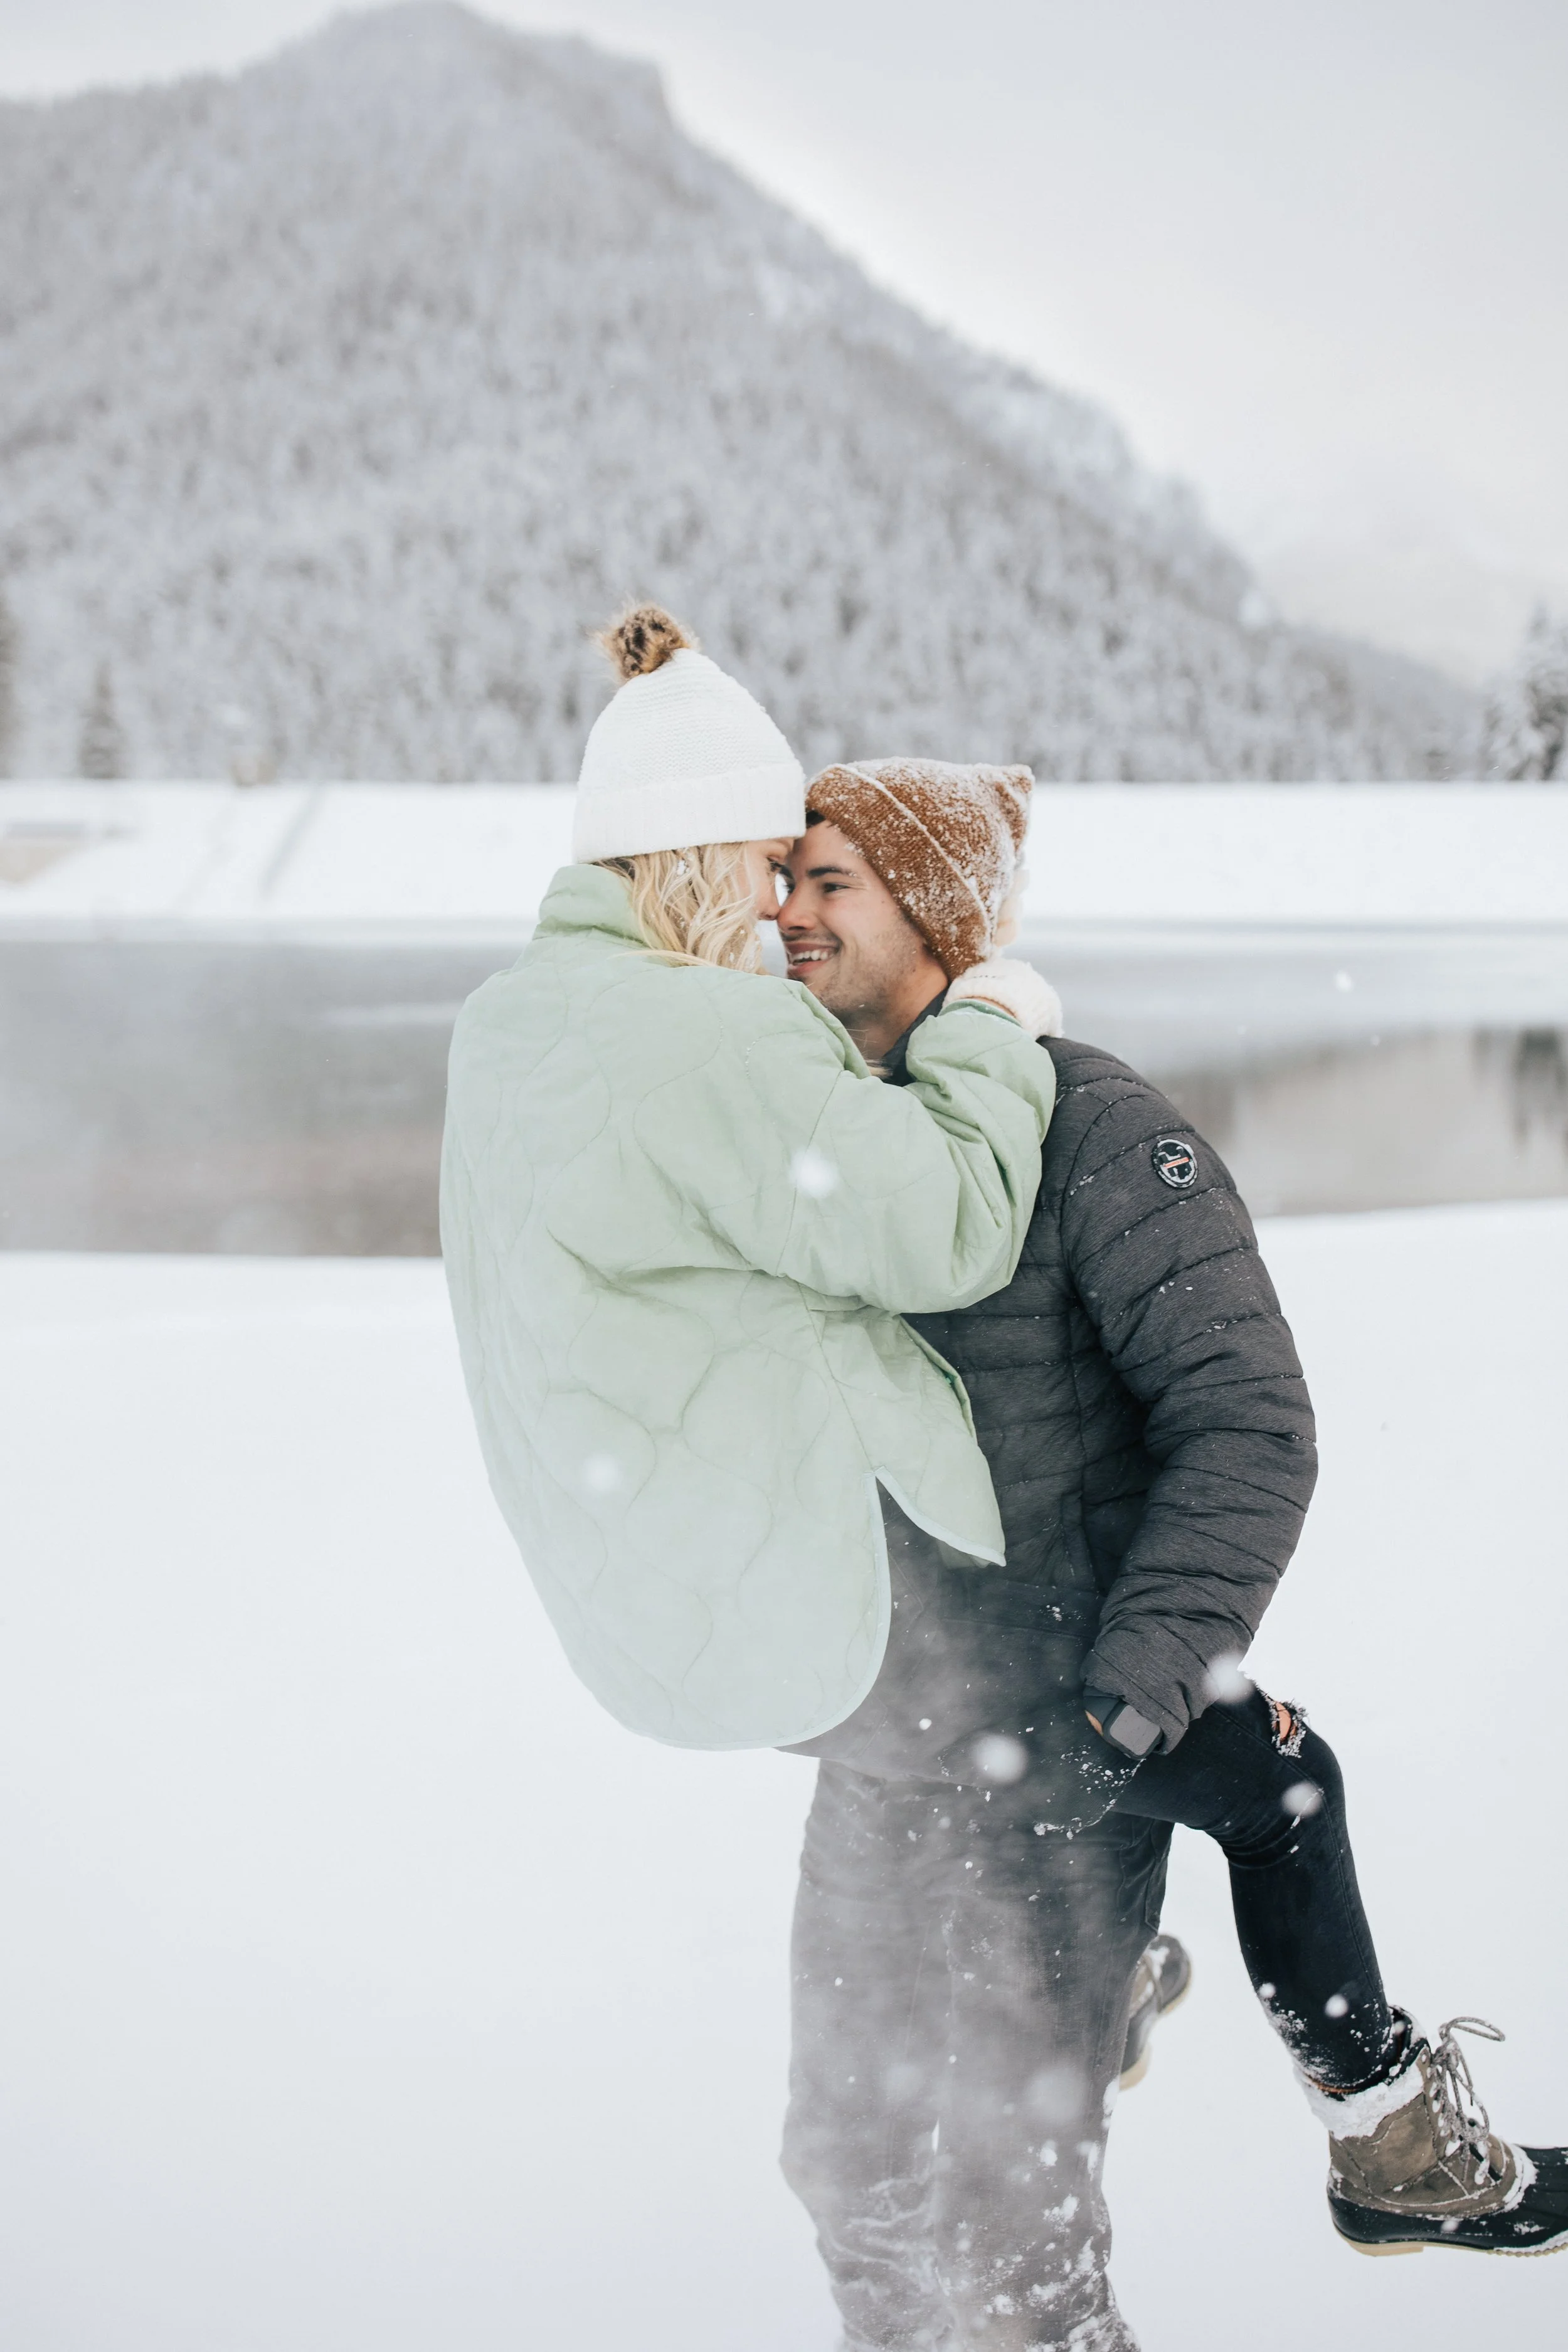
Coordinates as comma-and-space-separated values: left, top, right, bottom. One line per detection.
598, 842, 764, 972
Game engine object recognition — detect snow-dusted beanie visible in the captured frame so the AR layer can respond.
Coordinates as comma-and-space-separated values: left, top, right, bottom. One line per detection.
805, 760, 1034, 978
573, 607, 805, 861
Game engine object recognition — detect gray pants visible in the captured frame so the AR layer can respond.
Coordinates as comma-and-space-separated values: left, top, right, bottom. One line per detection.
781, 1763, 1168, 2351
781, 1503, 1168, 2349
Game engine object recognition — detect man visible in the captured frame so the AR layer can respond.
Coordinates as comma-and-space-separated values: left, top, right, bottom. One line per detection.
775, 761, 1567, 2352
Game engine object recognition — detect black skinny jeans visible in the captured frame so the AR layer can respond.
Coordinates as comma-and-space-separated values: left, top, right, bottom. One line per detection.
793, 1499, 1394, 2086
1111, 1687, 1392, 2091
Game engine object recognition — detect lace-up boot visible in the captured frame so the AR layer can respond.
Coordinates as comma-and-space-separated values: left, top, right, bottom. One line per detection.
1118, 1934, 1193, 2089
1323, 2014, 1568, 2255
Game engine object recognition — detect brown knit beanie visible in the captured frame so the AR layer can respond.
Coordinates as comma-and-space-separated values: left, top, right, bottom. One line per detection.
804, 760, 1033, 977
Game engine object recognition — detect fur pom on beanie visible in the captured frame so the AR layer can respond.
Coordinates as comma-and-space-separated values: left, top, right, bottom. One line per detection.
805, 759, 1033, 978
573, 607, 805, 861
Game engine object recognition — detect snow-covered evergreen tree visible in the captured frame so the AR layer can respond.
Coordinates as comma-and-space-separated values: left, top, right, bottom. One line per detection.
0, 3, 1475, 781
77, 661, 128, 780
1483, 607, 1568, 781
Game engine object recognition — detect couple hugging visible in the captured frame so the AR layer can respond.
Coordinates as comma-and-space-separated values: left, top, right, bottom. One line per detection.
440, 607, 1565, 2351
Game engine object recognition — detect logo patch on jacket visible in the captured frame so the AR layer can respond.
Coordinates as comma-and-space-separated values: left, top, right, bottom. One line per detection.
1152, 1136, 1198, 1190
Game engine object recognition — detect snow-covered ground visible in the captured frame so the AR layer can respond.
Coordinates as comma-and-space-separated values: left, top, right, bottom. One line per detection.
4, 780, 1568, 937
1, 1207, 1564, 2351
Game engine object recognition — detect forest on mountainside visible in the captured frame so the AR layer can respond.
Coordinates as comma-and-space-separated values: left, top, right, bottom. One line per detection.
0, 3, 1479, 781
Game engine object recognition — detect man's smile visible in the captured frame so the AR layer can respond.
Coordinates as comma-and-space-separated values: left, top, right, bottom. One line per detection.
785, 940, 839, 973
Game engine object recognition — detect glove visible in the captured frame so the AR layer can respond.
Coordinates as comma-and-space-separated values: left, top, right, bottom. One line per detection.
945, 957, 1063, 1039
1084, 1690, 1163, 1758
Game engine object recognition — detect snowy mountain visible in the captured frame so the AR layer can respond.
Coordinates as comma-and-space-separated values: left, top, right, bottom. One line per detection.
0, 3, 1475, 781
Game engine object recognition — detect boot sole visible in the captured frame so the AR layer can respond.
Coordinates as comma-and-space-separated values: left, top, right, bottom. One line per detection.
1335, 2223, 1568, 2260
1118, 1972, 1193, 2090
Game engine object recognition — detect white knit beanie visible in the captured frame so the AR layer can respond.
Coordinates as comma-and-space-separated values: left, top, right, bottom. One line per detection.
573, 607, 805, 862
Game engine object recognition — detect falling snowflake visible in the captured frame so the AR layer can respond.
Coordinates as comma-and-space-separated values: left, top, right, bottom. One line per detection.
1205, 1654, 1249, 1703
972, 1732, 1030, 1784
1025, 2063, 1085, 2124
789, 1147, 839, 1198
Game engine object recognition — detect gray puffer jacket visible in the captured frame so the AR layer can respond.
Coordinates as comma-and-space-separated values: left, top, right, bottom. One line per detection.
906, 1033, 1318, 1756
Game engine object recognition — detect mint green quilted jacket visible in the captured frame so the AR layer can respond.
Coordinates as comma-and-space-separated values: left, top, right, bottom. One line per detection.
440, 864, 1055, 1749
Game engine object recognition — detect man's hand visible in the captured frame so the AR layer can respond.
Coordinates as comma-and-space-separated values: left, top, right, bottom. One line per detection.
1083, 1694, 1162, 1757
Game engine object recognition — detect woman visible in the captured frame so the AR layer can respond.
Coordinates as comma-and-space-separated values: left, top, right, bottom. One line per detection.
440, 607, 1057, 1754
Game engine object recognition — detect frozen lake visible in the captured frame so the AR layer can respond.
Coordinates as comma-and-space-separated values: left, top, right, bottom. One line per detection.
3, 924, 1566, 1249
2, 1204, 1564, 2350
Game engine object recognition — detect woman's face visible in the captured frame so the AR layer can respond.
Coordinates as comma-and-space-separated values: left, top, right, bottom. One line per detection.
741, 837, 797, 922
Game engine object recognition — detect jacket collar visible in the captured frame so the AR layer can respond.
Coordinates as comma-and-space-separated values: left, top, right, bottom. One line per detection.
534, 862, 645, 946
878, 990, 950, 1084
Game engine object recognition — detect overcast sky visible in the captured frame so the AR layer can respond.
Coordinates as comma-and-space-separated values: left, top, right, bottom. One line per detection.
4, 0, 1564, 681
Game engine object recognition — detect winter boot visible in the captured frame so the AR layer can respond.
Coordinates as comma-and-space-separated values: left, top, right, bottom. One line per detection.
1118, 1934, 1193, 2090
1322, 2013, 1568, 2256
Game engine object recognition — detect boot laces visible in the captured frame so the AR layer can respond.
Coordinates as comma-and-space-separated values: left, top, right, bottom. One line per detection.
1427, 2016, 1506, 2187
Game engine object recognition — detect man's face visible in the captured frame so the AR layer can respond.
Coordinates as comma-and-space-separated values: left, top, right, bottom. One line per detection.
778, 821, 946, 1040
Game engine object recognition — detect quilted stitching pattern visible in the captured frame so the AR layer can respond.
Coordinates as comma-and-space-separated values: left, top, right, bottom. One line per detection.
440, 864, 1055, 1751
910, 1036, 1318, 1772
